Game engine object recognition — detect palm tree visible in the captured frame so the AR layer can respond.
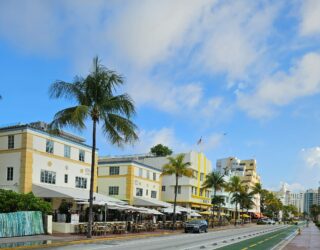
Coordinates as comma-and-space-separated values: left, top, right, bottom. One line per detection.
202, 171, 225, 227
238, 187, 254, 224
252, 182, 263, 219
225, 176, 243, 226
162, 154, 193, 228
49, 56, 138, 238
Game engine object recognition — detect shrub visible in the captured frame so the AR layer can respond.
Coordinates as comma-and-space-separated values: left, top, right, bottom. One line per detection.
0, 189, 52, 214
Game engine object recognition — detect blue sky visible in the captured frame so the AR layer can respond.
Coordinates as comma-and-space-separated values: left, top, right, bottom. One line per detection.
1, 0, 320, 192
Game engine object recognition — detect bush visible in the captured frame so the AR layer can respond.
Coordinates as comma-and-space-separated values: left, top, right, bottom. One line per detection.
0, 189, 52, 214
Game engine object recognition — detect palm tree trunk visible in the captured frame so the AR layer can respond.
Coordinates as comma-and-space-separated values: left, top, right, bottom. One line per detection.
234, 202, 238, 226
173, 174, 178, 229
212, 189, 216, 228
87, 119, 97, 238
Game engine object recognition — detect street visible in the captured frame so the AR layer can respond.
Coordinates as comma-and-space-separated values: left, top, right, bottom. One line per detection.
44, 225, 291, 250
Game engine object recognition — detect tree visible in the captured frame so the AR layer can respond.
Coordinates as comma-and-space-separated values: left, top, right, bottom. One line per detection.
263, 191, 282, 219
150, 144, 173, 157
310, 205, 320, 222
49, 57, 138, 238
252, 182, 263, 218
225, 176, 243, 226
161, 154, 192, 228
238, 187, 254, 223
202, 171, 225, 227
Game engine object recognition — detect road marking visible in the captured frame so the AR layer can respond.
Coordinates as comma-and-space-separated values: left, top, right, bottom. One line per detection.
249, 243, 257, 247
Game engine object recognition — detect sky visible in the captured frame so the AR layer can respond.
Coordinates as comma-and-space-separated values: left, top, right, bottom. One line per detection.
1, 0, 320, 192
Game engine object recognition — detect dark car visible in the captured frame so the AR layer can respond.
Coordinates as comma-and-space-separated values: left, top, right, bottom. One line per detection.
184, 220, 208, 233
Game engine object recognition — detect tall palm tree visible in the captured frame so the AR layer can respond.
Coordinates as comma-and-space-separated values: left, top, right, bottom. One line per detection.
202, 171, 225, 227
238, 187, 254, 224
252, 182, 263, 219
49, 56, 138, 238
162, 154, 193, 228
225, 176, 243, 226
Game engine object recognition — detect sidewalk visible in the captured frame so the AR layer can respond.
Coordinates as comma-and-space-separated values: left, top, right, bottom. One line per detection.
283, 222, 320, 250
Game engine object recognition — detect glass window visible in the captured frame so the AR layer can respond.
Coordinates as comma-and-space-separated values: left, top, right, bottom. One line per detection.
153, 173, 156, 181
200, 188, 203, 196
8, 135, 14, 149
139, 168, 143, 177
151, 191, 157, 198
109, 166, 120, 175
136, 188, 143, 196
79, 150, 85, 162
146, 189, 149, 196
7, 167, 13, 181
200, 173, 204, 181
40, 170, 56, 184
175, 186, 181, 194
147, 171, 150, 179
75, 176, 87, 188
162, 186, 166, 191
64, 145, 71, 158
46, 140, 54, 154
64, 174, 68, 183
109, 186, 119, 195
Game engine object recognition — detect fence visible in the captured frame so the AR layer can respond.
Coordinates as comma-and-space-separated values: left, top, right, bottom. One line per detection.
0, 211, 44, 237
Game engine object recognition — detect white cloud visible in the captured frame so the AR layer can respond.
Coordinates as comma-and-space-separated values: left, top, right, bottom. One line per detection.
126, 73, 203, 114
196, 1, 279, 79
301, 147, 320, 169
108, 0, 213, 69
300, 0, 320, 36
237, 52, 320, 118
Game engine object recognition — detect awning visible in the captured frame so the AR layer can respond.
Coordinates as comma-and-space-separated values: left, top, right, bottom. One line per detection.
133, 197, 172, 208
162, 205, 188, 214
32, 184, 126, 205
241, 214, 250, 218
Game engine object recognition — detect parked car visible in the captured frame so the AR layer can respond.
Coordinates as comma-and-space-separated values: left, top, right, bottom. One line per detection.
184, 220, 208, 233
257, 218, 275, 225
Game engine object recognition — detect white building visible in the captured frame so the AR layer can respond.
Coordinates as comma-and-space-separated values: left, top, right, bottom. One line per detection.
0, 121, 98, 210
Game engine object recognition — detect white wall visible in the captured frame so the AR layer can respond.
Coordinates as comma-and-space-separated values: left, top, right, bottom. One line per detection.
0, 152, 21, 192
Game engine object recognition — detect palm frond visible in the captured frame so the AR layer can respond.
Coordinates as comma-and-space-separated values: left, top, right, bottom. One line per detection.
50, 105, 89, 131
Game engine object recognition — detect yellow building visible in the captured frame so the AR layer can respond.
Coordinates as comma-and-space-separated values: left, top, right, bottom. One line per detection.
97, 158, 166, 207
140, 151, 213, 210
239, 159, 261, 189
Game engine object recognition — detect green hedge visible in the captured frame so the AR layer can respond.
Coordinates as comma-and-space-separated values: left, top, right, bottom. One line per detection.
0, 189, 52, 214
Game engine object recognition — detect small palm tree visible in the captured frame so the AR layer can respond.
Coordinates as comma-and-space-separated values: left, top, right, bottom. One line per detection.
162, 154, 193, 228
202, 171, 225, 227
252, 182, 263, 218
49, 56, 138, 238
225, 176, 243, 226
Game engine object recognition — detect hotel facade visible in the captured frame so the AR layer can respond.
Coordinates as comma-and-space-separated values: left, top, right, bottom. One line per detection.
0, 121, 98, 210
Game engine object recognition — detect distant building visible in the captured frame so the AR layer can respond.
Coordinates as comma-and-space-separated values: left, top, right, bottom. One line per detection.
304, 188, 319, 214
216, 157, 261, 214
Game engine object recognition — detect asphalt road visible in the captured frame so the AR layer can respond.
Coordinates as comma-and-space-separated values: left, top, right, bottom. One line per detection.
46, 224, 290, 250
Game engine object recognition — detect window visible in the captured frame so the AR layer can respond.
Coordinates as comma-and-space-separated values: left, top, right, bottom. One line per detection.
7, 167, 13, 181
75, 176, 87, 188
136, 188, 143, 196
200, 173, 204, 181
64, 174, 68, 183
174, 186, 181, 194
40, 170, 56, 184
147, 171, 150, 179
146, 189, 149, 196
64, 145, 71, 158
46, 140, 54, 154
109, 166, 120, 175
79, 150, 85, 162
200, 188, 203, 196
162, 186, 166, 192
153, 173, 156, 181
139, 168, 143, 177
151, 191, 157, 198
8, 135, 14, 149
109, 186, 119, 195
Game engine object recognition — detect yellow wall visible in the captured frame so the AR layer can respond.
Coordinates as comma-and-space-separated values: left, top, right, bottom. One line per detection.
126, 165, 134, 204
20, 133, 33, 193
